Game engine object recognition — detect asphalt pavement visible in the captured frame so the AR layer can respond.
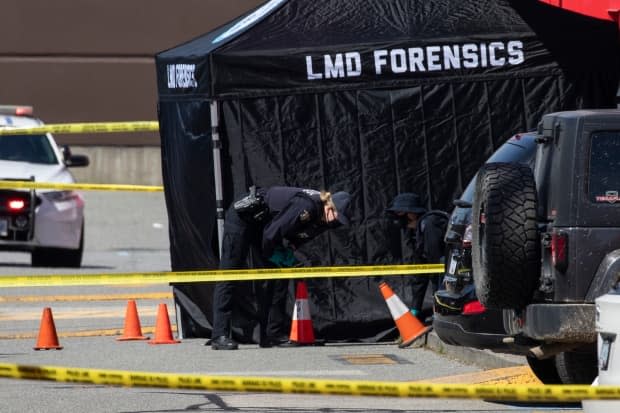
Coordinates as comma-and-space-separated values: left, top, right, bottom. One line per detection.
0, 191, 581, 412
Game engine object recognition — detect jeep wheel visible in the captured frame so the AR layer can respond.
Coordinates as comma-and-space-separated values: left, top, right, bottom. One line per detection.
555, 346, 598, 385
526, 356, 562, 384
471, 163, 540, 309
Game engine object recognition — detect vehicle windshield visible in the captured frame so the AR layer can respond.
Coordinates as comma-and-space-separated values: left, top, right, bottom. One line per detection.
0, 135, 57, 164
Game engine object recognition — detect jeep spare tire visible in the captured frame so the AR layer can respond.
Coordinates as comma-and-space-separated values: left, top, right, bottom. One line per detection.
472, 162, 540, 309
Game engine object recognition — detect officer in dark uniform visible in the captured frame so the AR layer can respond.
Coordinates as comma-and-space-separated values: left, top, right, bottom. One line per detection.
386, 193, 448, 318
211, 186, 351, 350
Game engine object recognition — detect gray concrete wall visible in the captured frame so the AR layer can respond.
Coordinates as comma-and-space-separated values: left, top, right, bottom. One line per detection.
2, 0, 262, 146
69, 146, 163, 186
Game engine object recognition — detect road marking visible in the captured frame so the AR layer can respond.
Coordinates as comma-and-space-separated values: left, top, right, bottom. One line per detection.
0, 326, 168, 339
0, 307, 160, 321
425, 365, 542, 385
0, 292, 172, 302
331, 354, 412, 365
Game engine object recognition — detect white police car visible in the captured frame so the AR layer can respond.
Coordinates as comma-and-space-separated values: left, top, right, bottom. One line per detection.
0, 105, 89, 267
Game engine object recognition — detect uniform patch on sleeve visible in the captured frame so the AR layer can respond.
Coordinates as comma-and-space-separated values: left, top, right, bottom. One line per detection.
299, 210, 311, 222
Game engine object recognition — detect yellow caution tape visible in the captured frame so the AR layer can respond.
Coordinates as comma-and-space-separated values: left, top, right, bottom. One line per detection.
0, 121, 159, 136
0, 180, 163, 192
0, 362, 618, 401
0, 264, 444, 288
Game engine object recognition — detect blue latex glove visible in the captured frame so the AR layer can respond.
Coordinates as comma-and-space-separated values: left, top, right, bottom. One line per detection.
268, 246, 298, 268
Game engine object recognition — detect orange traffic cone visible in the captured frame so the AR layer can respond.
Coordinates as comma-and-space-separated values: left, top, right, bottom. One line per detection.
289, 281, 316, 345
379, 281, 431, 348
148, 303, 180, 345
34, 307, 63, 350
117, 300, 149, 341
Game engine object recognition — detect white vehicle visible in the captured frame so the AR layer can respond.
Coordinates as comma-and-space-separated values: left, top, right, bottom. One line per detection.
0, 105, 89, 267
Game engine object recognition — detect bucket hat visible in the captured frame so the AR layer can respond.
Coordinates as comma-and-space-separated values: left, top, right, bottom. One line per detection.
386, 193, 427, 215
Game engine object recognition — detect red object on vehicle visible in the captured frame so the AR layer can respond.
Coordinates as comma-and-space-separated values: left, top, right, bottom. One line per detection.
539, 0, 620, 22
7, 199, 25, 211
462, 300, 487, 315
551, 231, 569, 272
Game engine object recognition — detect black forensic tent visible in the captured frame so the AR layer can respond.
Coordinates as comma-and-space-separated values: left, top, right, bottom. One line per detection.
155, 0, 619, 341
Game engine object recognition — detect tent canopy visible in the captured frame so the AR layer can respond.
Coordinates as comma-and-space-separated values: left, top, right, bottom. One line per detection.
157, 0, 617, 100
155, 0, 619, 341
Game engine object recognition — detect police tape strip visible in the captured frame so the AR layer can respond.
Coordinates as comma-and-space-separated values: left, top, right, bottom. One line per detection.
0, 121, 159, 136
0, 180, 163, 192
0, 264, 444, 288
0, 362, 618, 401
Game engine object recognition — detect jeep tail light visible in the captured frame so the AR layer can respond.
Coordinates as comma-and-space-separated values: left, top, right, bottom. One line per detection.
462, 300, 486, 315
7, 199, 25, 211
551, 231, 568, 272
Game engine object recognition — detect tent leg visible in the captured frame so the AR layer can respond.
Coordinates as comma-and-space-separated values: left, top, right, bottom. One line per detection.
210, 100, 225, 258
174, 299, 184, 340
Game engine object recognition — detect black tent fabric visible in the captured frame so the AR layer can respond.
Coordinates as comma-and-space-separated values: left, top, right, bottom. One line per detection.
155, 0, 619, 341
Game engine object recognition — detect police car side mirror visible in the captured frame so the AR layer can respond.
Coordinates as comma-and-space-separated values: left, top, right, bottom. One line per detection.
62, 145, 89, 167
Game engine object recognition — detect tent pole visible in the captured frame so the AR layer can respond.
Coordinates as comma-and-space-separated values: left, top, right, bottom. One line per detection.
210, 100, 225, 258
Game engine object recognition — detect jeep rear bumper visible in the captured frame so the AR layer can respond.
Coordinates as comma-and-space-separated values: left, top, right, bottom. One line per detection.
523, 303, 596, 343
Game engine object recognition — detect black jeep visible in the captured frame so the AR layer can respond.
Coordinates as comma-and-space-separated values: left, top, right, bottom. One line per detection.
471, 109, 620, 384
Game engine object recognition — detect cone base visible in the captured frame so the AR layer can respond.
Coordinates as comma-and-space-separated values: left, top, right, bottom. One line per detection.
288, 339, 325, 347
34, 346, 63, 350
399, 325, 432, 348
148, 339, 181, 345
117, 336, 149, 341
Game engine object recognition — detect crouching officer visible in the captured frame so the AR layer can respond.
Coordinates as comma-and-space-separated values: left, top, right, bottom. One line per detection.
210, 186, 351, 350
386, 193, 448, 319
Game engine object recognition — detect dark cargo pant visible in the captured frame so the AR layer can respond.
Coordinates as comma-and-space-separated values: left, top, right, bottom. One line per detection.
212, 206, 288, 341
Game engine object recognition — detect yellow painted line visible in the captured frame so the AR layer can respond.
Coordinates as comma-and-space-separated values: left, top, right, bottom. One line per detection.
0, 307, 160, 321
2, 362, 620, 401
0, 264, 445, 287
426, 366, 542, 386
0, 180, 163, 192
0, 292, 173, 303
0, 121, 159, 136
0, 325, 179, 340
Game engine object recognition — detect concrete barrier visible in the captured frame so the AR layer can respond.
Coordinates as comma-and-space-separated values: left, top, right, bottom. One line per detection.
69, 146, 163, 186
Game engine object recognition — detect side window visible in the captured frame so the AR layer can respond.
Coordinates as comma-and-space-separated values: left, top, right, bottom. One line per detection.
588, 131, 620, 204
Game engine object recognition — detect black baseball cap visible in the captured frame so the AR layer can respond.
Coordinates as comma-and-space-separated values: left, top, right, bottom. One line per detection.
332, 191, 351, 226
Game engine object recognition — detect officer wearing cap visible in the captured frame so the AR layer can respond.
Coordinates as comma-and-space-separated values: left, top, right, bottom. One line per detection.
386, 192, 447, 319
211, 186, 351, 350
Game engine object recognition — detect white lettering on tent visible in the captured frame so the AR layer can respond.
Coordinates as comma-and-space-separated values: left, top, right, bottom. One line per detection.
167, 65, 176, 88
345, 52, 362, 77
324, 54, 344, 78
306, 40, 525, 81
443, 45, 460, 69
167, 64, 197, 89
479, 43, 488, 67
306, 52, 362, 80
374, 50, 388, 75
462, 44, 479, 68
507, 41, 525, 65
306, 56, 323, 80
426, 46, 442, 71
489, 42, 505, 66
390, 49, 408, 73
408, 48, 425, 71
